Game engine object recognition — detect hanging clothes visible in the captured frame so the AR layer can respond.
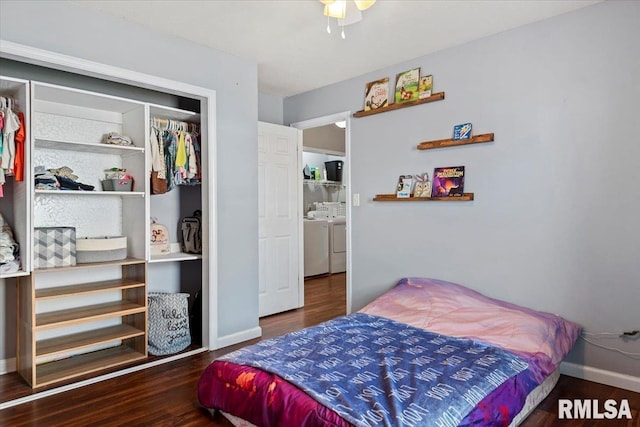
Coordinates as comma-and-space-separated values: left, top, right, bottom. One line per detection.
149, 117, 201, 194
0, 96, 24, 197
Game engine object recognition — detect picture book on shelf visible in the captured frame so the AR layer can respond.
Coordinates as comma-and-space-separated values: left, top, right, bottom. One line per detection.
394, 68, 420, 104
432, 166, 465, 197
364, 77, 389, 111
396, 175, 413, 198
413, 172, 432, 198
418, 74, 433, 99
453, 123, 472, 140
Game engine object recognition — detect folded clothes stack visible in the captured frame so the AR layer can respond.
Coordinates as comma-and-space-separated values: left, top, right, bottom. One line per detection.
0, 213, 20, 274
34, 165, 95, 191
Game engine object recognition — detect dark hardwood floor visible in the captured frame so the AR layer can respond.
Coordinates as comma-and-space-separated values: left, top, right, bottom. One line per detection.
1, 272, 638, 426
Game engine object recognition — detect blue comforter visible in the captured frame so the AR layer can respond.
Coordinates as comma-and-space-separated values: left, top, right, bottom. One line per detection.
220, 313, 529, 427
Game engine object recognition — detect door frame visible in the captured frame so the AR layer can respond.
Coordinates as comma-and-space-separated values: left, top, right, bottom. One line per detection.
290, 111, 352, 314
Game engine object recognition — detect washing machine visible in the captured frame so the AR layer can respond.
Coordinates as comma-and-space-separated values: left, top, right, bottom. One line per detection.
329, 218, 346, 273
304, 219, 329, 277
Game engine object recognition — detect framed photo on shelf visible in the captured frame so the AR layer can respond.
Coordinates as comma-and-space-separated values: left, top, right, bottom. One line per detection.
363, 77, 389, 111
418, 74, 433, 99
394, 68, 420, 104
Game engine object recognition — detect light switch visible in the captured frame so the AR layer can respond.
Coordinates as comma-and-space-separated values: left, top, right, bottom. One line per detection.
352, 193, 360, 207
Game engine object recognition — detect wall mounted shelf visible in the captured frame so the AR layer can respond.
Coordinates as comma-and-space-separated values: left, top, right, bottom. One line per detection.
353, 92, 445, 118
373, 193, 474, 202
417, 133, 494, 150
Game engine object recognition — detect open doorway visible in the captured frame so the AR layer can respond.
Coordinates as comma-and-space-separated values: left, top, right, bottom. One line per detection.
291, 112, 352, 315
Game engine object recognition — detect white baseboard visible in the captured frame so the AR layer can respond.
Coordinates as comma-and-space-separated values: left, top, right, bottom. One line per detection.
215, 326, 262, 350
560, 361, 640, 393
0, 357, 16, 375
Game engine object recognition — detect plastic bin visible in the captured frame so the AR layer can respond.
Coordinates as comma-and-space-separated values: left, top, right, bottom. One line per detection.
101, 178, 133, 191
325, 160, 343, 182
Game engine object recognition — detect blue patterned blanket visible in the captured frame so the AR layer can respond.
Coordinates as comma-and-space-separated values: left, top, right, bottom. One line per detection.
220, 313, 529, 427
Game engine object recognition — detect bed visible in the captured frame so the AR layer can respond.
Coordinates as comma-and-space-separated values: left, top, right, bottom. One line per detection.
198, 277, 580, 426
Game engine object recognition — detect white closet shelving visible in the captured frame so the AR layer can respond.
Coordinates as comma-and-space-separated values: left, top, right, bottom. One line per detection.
8, 66, 214, 389
18, 81, 149, 388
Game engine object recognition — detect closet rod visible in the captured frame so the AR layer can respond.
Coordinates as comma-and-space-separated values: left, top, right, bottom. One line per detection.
151, 117, 199, 134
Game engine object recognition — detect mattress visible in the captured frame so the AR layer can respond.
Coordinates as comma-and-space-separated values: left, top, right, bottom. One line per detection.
198, 278, 580, 426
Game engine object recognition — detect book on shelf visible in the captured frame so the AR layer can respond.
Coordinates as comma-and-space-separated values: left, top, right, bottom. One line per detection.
432, 166, 465, 197
364, 77, 389, 111
453, 123, 472, 140
396, 175, 413, 198
418, 74, 433, 99
394, 68, 420, 104
413, 172, 432, 198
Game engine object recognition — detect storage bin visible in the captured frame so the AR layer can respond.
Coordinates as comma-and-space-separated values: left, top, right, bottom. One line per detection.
148, 292, 191, 355
76, 236, 127, 263
34, 227, 76, 269
325, 160, 343, 182
101, 178, 133, 192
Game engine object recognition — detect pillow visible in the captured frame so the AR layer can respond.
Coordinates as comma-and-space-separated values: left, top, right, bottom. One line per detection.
360, 277, 581, 365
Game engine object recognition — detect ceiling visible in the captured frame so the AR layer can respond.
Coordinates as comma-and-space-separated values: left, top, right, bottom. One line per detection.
72, 0, 601, 97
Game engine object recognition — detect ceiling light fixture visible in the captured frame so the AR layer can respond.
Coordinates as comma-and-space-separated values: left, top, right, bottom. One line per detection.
320, 0, 376, 39
335, 120, 346, 129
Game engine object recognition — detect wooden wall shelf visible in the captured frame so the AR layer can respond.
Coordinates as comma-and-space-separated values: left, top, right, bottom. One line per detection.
353, 92, 445, 118
417, 133, 494, 150
373, 193, 474, 202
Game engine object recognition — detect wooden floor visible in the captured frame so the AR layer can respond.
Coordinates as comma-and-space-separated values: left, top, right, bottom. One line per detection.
1, 272, 638, 426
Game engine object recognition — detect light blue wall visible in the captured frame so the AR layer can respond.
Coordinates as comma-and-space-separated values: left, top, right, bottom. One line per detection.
258, 92, 284, 125
0, 0, 260, 356
285, 1, 640, 377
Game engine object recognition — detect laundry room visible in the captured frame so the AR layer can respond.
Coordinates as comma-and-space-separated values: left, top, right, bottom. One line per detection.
302, 122, 347, 278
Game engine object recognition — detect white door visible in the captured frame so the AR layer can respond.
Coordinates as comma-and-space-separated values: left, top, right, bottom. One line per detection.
258, 121, 302, 317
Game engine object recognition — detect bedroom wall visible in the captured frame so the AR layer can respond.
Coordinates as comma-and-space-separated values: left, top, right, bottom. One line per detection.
258, 92, 284, 125
0, 1, 260, 359
284, 0, 640, 378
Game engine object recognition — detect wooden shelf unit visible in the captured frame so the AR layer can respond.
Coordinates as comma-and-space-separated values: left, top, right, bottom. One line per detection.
17, 259, 147, 388
353, 92, 445, 118
373, 193, 475, 202
417, 133, 494, 150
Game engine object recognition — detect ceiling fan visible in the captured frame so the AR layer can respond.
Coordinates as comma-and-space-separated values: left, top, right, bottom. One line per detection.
320, 0, 377, 39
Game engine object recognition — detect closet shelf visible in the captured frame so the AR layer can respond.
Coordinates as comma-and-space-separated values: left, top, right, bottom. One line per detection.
417, 133, 494, 150
36, 324, 145, 358
149, 103, 200, 122
303, 179, 345, 187
35, 189, 145, 197
35, 300, 146, 330
149, 252, 203, 263
0, 270, 30, 279
35, 278, 145, 300
34, 138, 144, 154
32, 257, 145, 273
35, 345, 146, 388
373, 193, 475, 202
353, 92, 445, 118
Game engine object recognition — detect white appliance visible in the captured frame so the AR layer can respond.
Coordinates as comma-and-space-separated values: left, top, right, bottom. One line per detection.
329, 218, 346, 274
304, 219, 329, 277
